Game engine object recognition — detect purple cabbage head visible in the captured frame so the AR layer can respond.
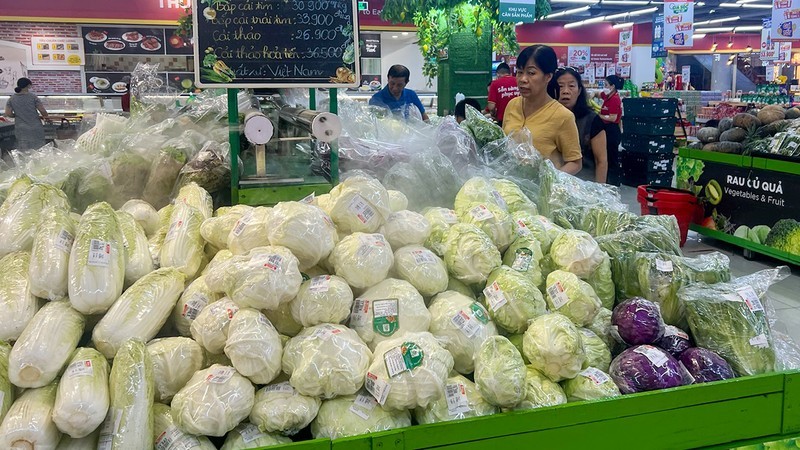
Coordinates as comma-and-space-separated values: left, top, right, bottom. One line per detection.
609, 345, 686, 394
657, 325, 692, 358
611, 297, 665, 345
679, 347, 736, 384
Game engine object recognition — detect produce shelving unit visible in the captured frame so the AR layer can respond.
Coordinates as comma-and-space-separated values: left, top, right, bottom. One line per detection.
263, 371, 800, 449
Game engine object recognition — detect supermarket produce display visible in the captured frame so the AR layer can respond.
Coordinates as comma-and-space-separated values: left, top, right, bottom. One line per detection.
0, 89, 799, 450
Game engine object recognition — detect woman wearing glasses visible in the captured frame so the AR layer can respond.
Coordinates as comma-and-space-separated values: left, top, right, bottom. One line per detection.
502, 45, 582, 175
548, 67, 608, 183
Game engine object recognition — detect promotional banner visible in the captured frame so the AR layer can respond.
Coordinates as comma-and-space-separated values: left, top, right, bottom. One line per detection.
772, 0, 800, 41
619, 28, 632, 77
652, 13, 668, 57
567, 46, 591, 67
778, 42, 793, 63
664, 0, 694, 49
761, 19, 777, 60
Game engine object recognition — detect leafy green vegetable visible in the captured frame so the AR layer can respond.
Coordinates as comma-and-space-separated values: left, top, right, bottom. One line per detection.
53, 348, 110, 439
544, 271, 602, 327
103, 339, 154, 450
0, 341, 14, 424
29, 206, 76, 300
484, 266, 547, 334
460, 105, 505, 148
0, 251, 38, 341
474, 336, 527, 408
765, 219, 800, 255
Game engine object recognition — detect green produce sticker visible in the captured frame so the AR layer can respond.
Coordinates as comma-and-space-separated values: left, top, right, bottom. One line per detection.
470, 302, 490, 324
511, 248, 533, 272
373, 299, 399, 337
384, 341, 424, 377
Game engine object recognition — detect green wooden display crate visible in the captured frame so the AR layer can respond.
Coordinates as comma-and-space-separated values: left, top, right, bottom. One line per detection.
255, 371, 800, 450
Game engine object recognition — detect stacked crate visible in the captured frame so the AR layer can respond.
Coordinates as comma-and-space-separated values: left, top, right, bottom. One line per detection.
620, 98, 678, 187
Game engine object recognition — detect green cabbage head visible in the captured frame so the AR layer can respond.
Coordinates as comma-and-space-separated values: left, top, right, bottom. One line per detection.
523, 312, 587, 382
544, 270, 602, 327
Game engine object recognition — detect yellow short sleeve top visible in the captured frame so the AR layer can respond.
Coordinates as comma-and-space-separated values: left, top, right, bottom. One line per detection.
502, 97, 583, 168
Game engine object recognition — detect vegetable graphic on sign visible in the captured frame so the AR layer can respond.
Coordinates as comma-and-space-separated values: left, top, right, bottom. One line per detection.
202, 48, 234, 83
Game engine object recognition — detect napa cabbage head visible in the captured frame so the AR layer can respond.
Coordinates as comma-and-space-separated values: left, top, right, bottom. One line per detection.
0, 251, 38, 342
175, 182, 213, 219
52, 348, 110, 439
29, 206, 76, 300
105, 339, 154, 450
160, 202, 205, 278
116, 210, 155, 287
120, 199, 160, 237
0, 183, 70, 257
0, 341, 13, 423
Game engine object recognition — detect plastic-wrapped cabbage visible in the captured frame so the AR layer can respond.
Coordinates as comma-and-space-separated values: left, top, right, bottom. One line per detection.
200, 205, 252, 249
679, 347, 735, 383
443, 223, 501, 285
120, 199, 160, 237
312, 392, 412, 439
220, 423, 292, 449
609, 345, 686, 394
291, 275, 354, 327
423, 207, 459, 256
250, 381, 321, 436
585, 253, 615, 310
176, 182, 213, 219
328, 175, 391, 233
491, 178, 538, 215
428, 291, 498, 374
222, 246, 303, 310
283, 324, 372, 398
365, 332, 454, 411
330, 233, 394, 289
511, 211, 562, 254
202, 249, 234, 287
483, 266, 547, 334
562, 367, 621, 402
29, 207, 75, 300
172, 365, 255, 436
52, 348, 109, 438
160, 202, 205, 278
588, 307, 615, 349
473, 336, 526, 408
523, 313, 587, 382
503, 235, 544, 288
457, 202, 514, 251
549, 230, 605, 278
384, 210, 431, 249
315, 193, 333, 215
265, 301, 304, 337
224, 309, 283, 385
267, 202, 337, 270
393, 245, 449, 297
93, 268, 185, 358
415, 374, 498, 424
612, 297, 666, 346
10, 301, 84, 388
115, 210, 154, 287
0, 342, 13, 423
173, 275, 223, 337
507, 366, 567, 411
0, 183, 69, 257
153, 402, 216, 450
148, 204, 174, 265
579, 328, 612, 372
454, 177, 507, 213
387, 190, 408, 212
147, 338, 205, 403
103, 339, 154, 450
227, 207, 272, 255
544, 270, 602, 327
68, 202, 125, 315
191, 298, 240, 354
448, 277, 476, 299
0, 252, 38, 342
55, 431, 100, 449
658, 325, 693, 358
349, 278, 431, 349
0, 381, 60, 450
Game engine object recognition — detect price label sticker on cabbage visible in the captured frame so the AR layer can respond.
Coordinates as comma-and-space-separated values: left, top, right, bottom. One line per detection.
470, 302, 490, 324
633, 345, 669, 367
384, 341, 424, 377
165, 219, 183, 242
664, 325, 689, 340
87, 239, 112, 267
580, 367, 610, 385
469, 204, 494, 222
443, 209, 458, 224
750, 334, 769, 348
350, 299, 370, 326
182, 294, 209, 320
516, 219, 532, 237
737, 287, 764, 313
231, 211, 254, 237
451, 310, 480, 338
356, 234, 386, 259
206, 366, 235, 384
350, 391, 378, 420
511, 248, 533, 272
483, 282, 508, 311
309, 275, 332, 293
445, 382, 470, 416
252, 253, 283, 271
300, 192, 316, 204
210, 302, 239, 320
349, 194, 376, 224
373, 299, 399, 337
365, 372, 391, 405
655, 259, 674, 273
265, 381, 295, 394
66, 359, 94, 379
312, 324, 343, 341
156, 425, 201, 450
55, 228, 74, 253
490, 190, 508, 210
412, 249, 437, 265
547, 282, 570, 310
238, 423, 267, 443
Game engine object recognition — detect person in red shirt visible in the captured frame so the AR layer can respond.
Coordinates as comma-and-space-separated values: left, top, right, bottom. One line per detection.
486, 63, 519, 127
598, 75, 624, 186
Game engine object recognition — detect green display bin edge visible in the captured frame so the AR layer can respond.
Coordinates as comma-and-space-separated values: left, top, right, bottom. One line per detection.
237, 182, 334, 206
678, 148, 800, 176
256, 371, 800, 450
689, 224, 800, 266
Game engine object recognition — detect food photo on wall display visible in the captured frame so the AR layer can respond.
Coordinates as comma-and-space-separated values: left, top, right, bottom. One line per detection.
82, 27, 166, 54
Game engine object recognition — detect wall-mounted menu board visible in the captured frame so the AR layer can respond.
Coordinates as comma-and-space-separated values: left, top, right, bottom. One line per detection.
193, 0, 360, 88
81, 26, 193, 55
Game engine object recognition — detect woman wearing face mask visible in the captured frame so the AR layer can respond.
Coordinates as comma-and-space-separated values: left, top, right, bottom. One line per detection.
598, 75, 624, 186
548, 67, 608, 183
503, 45, 582, 175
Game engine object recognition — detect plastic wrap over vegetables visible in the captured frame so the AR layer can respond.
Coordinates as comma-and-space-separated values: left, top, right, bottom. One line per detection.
580, 328, 612, 372
222, 246, 303, 310
9, 301, 84, 388
415, 374, 498, 424
68, 202, 126, 315
507, 366, 567, 411
0, 381, 61, 450
679, 347, 736, 383
443, 223, 501, 285
393, 245, 449, 297
175, 182, 213, 220
474, 336, 527, 408
428, 291, 498, 374
423, 207, 459, 256
147, 337, 205, 403
172, 365, 255, 437
227, 207, 271, 255
545, 270, 602, 327
250, 380, 320, 436
102, 339, 154, 450
173, 275, 223, 337
220, 423, 292, 449
457, 202, 515, 251
549, 230, 605, 279
512, 211, 562, 254
148, 204, 174, 265
585, 254, 615, 310
142, 140, 189, 210
327, 174, 391, 233
349, 278, 431, 349
523, 313, 587, 382
265, 301, 304, 338
502, 235, 545, 289
657, 325, 693, 358
282, 324, 372, 398
483, 266, 547, 334
387, 190, 408, 212
0, 252, 39, 342
291, 275, 354, 327
460, 105, 505, 148
267, 202, 337, 270
330, 233, 394, 289
201, 205, 252, 250
52, 348, 110, 439
454, 177, 507, 213
491, 178, 538, 215
364, 332, 454, 411
587, 307, 615, 352
383, 210, 431, 249
562, 367, 621, 402
612, 297, 666, 346
312, 392, 412, 439
538, 159, 626, 217
191, 298, 240, 354
0, 183, 70, 257
224, 308, 283, 385
160, 202, 205, 278
609, 345, 687, 394
29, 207, 75, 300
115, 210, 155, 287
382, 151, 462, 211
119, 199, 160, 237
174, 141, 232, 195
681, 267, 787, 376
0, 342, 13, 423
153, 402, 217, 450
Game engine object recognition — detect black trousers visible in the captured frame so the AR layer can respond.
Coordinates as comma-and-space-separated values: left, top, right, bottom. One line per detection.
604, 122, 621, 186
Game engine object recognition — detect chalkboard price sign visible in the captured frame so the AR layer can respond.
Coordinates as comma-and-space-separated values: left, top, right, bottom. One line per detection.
193, 0, 360, 88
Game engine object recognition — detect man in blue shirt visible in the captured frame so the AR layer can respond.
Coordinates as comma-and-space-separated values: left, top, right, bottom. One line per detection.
369, 65, 429, 121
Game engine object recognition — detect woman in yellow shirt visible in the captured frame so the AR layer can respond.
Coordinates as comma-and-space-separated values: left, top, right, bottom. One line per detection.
503, 45, 582, 174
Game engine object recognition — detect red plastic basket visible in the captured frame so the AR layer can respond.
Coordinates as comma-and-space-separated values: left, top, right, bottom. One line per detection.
637, 185, 699, 247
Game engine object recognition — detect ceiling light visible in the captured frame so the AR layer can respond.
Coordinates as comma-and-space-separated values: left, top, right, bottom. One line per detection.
719, 2, 772, 7
582, 16, 606, 24
392, 35, 398, 38
601, 0, 651, 4
736, 0, 769, 3
694, 15, 740, 25
711, 41, 718, 51
745, 43, 752, 52
604, 6, 657, 19
545, 5, 590, 18
727, 37, 734, 48
613, 22, 635, 28
402, 32, 408, 35
696, 1, 705, 5
694, 26, 734, 33
693, 33, 707, 39
735, 25, 764, 32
